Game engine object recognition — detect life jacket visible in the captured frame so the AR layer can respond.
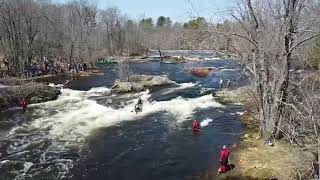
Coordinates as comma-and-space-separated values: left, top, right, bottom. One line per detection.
219, 149, 229, 163
20, 99, 27, 109
218, 148, 230, 173
192, 120, 199, 132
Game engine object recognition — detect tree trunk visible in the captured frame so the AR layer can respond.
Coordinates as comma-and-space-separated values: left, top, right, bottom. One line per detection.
158, 46, 163, 63
273, 0, 296, 138
318, 138, 320, 179
70, 42, 74, 66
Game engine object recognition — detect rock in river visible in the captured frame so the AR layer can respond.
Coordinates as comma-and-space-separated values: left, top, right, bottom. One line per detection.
191, 67, 220, 77
0, 83, 61, 110
112, 75, 173, 93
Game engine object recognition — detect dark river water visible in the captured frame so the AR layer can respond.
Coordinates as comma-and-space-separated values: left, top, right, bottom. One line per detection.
0, 59, 245, 180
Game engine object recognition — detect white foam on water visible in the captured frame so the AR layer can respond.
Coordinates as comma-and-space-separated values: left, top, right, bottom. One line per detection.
236, 111, 246, 115
87, 86, 110, 95
161, 82, 197, 95
48, 83, 64, 88
221, 68, 238, 72
176, 82, 197, 89
204, 57, 221, 61
23, 162, 33, 173
200, 118, 213, 127
27, 88, 224, 145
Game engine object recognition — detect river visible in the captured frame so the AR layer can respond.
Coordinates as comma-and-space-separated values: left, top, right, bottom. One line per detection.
0, 58, 245, 180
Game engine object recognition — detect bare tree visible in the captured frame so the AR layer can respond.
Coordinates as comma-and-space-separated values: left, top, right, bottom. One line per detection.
117, 57, 130, 82
282, 75, 320, 178
226, 0, 320, 138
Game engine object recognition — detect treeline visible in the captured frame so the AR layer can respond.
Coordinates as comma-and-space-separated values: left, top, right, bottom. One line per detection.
0, 0, 219, 75
0, 0, 100, 75
0, 0, 319, 76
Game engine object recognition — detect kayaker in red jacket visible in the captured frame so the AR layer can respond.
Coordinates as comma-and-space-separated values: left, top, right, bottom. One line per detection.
218, 145, 230, 174
192, 119, 200, 134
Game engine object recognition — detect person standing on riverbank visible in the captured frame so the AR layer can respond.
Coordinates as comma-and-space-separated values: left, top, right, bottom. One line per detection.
219, 79, 223, 90
3, 57, 9, 71
44, 57, 49, 75
20, 98, 28, 112
227, 80, 231, 88
218, 145, 230, 174
83, 62, 88, 71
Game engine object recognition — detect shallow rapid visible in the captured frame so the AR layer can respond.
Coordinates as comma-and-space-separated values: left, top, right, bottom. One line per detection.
0, 60, 245, 180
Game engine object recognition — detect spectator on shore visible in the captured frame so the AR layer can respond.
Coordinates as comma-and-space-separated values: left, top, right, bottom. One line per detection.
44, 57, 49, 74
227, 80, 231, 88
90, 62, 94, 72
219, 79, 223, 90
31, 63, 37, 77
83, 62, 87, 71
218, 145, 230, 174
75, 63, 79, 73
78, 63, 82, 71
20, 98, 28, 112
3, 57, 9, 71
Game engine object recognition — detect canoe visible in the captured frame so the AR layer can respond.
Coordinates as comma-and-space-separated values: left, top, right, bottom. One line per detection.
98, 58, 115, 64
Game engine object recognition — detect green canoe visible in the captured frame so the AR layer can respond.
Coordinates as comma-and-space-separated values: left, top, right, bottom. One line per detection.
98, 58, 115, 64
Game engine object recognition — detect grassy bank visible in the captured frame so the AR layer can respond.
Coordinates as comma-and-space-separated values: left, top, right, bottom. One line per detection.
215, 87, 315, 180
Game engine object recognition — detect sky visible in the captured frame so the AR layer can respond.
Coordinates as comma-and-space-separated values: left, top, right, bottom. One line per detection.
54, 0, 232, 23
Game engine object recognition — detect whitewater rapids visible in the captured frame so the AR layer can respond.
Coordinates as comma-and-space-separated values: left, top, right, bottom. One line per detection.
11, 85, 224, 146
2, 83, 225, 179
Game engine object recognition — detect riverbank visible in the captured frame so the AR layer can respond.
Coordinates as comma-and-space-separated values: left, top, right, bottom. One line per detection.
98, 50, 232, 65
0, 69, 103, 85
0, 82, 61, 111
214, 87, 315, 179
0, 69, 103, 111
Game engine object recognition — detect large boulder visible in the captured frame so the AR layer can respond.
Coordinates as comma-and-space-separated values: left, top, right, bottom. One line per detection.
141, 75, 172, 87
132, 82, 144, 91
0, 84, 61, 110
111, 82, 144, 93
214, 86, 249, 104
112, 75, 172, 93
112, 82, 132, 93
191, 67, 220, 77
129, 75, 153, 82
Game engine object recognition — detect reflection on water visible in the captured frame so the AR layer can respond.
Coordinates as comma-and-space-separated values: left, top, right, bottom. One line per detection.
0, 60, 245, 180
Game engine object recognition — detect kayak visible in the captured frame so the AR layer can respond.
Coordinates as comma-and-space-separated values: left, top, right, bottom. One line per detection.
98, 58, 115, 64
134, 103, 142, 114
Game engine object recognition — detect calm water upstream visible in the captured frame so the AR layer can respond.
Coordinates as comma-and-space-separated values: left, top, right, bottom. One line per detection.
0, 59, 245, 180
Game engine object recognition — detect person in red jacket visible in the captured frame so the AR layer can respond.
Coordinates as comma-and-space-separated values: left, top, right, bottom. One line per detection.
218, 145, 230, 174
192, 119, 200, 134
20, 98, 28, 111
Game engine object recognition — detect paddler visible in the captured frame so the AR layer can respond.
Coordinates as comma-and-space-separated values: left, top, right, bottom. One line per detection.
192, 119, 200, 134
135, 97, 143, 114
